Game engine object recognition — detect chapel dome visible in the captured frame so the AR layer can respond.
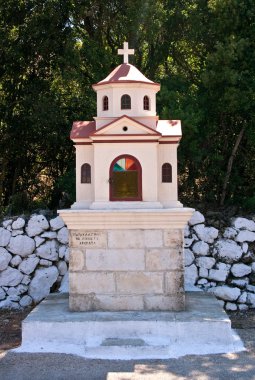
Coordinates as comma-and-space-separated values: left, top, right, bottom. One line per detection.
93, 63, 159, 88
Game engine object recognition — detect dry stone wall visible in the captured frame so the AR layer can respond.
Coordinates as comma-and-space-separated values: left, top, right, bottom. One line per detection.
0, 215, 69, 309
0, 211, 255, 310
185, 211, 255, 311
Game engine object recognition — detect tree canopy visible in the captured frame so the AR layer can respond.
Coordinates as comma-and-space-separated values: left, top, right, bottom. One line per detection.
1, 0, 254, 213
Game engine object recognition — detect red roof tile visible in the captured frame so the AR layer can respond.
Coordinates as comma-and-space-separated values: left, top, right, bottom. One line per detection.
93, 64, 160, 88
70, 121, 96, 139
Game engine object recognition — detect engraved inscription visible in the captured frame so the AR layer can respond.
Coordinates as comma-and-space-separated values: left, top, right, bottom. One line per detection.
70, 230, 107, 248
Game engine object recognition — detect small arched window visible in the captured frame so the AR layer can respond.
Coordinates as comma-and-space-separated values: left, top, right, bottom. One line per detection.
81, 163, 91, 183
103, 96, 108, 111
162, 163, 172, 183
143, 95, 150, 110
121, 94, 131, 109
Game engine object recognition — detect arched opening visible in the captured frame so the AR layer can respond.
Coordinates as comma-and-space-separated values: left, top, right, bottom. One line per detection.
81, 163, 91, 183
109, 155, 142, 201
143, 95, 150, 110
103, 96, 108, 111
121, 94, 131, 109
162, 163, 172, 183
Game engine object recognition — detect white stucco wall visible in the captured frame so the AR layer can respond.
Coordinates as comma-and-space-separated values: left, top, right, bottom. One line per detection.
96, 84, 158, 121
158, 144, 178, 206
93, 143, 158, 202
75, 145, 94, 205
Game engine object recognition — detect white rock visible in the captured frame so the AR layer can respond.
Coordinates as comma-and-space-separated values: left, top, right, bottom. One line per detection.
34, 236, 45, 247
238, 292, 247, 303
215, 262, 231, 271
7, 284, 27, 296
26, 215, 49, 237
225, 302, 237, 311
19, 295, 33, 307
184, 249, 194, 266
246, 285, 255, 293
0, 287, 5, 300
192, 241, 210, 256
239, 304, 248, 311
231, 279, 249, 288
41, 231, 57, 239
252, 263, 255, 273
247, 293, 255, 307
39, 259, 52, 267
199, 268, 208, 278
232, 217, 255, 232
189, 211, 205, 226
7, 287, 19, 296
58, 245, 66, 259
28, 266, 58, 302
12, 218, 25, 230
215, 239, 243, 263
57, 227, 69, 244
64, 248, 69, 263
8, 235, 35, 257
236, 230, 255, 243
21, 275, 31, 285
10, 255, 22, 267
59, 272, 69, 293
212, 286, 241, 301
196, 257, 215, 269
2, 219, 12, 228
231, 263, 251, 277
36, 240, 58, 261
50, 216, 65, 231
11, 229, 24, 237
194, 224, 218, 243
184, 237, 195, 248
0, 228, 11, 247
242, 242, 249, 254
0, 267, 23, 286
184, 225, 190, 237
223, 227, 238, 239
208, 269, 228, 282
57, 261, 67, 276
0, 248, 12, 270
18, 257, 39, 275
185, 264, 198, 287
0, 299, 20, 309
197, 279, 208, 285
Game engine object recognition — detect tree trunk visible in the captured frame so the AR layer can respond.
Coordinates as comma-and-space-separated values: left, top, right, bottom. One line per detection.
220, 125, 246, 206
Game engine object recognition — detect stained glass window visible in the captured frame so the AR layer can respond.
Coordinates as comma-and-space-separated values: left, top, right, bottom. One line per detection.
121, 94, 131, 109
162, 163, 172, 183
113, 157, 137, 172
143, 95, 150, 110
81, 163, 91, 183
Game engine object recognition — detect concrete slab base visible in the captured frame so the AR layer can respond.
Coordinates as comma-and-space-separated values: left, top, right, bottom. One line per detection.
14, 292, 245, 360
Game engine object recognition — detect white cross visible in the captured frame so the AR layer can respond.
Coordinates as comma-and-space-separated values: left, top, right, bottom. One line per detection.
118, 42, 134, 64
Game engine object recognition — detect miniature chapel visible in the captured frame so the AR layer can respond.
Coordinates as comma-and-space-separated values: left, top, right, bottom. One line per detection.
59, 43, 193, 312
70, 42, 183, 210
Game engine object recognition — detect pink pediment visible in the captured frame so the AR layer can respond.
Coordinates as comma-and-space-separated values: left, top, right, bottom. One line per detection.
91, 115, 161, 137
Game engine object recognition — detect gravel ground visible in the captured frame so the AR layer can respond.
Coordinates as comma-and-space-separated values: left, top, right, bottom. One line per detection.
0, 309, 255, 380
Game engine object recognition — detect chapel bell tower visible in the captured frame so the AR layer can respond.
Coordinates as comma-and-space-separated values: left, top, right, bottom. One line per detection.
70, 42, 183, 209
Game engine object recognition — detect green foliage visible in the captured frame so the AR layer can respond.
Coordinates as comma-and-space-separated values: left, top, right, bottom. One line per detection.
0, 0, 254, 208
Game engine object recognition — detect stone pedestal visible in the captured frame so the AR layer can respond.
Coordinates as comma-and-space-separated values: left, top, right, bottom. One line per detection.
59, 208, 193, 311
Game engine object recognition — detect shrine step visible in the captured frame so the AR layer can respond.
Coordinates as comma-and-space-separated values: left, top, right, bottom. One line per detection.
13, 292, 245, 360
